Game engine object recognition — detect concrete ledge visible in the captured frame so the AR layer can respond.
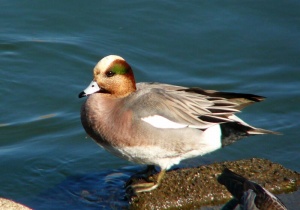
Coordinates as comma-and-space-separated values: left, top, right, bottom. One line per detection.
128, 158, 299, 209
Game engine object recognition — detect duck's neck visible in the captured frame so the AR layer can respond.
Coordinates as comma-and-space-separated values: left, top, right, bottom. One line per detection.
113, 76, 136, 98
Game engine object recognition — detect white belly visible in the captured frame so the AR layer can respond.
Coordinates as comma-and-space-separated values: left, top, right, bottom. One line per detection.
100, 125, 222, 170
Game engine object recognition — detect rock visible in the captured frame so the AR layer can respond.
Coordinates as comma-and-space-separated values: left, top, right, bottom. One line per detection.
128, 158, 300, 210
0, 198, 32, 210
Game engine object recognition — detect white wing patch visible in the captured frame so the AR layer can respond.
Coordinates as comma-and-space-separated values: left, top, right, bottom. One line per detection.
142, 115, 188, 129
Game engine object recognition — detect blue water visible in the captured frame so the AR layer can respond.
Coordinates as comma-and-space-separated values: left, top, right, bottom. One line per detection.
1, 1, 300, 209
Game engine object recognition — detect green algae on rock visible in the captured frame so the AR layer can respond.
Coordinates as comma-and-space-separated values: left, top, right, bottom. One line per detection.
127, 158, 299, 210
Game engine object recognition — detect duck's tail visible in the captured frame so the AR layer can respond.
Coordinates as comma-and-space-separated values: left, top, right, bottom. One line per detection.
247, 127, 281, 135
220, 115, 281, 147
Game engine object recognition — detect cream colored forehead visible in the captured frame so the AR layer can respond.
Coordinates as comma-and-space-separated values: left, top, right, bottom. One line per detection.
94, 55, 125, 71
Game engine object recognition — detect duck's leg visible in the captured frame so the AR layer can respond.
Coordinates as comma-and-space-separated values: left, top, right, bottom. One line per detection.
141, 165, 157, 180
125, 165, 157, 186
128, 169, 166, 193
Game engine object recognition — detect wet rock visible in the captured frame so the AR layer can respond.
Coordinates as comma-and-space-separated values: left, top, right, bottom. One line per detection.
128, 158, 299, 210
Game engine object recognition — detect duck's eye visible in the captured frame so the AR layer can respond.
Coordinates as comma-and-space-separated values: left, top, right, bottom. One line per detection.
106, 71, 115, 77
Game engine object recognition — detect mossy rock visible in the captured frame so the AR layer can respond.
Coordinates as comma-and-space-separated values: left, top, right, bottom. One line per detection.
128, 158, 299, 210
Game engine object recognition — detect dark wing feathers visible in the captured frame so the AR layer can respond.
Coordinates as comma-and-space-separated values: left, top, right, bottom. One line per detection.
181, 87, 265, 110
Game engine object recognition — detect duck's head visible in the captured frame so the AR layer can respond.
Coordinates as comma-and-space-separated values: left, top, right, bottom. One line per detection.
79, 55, 136, 98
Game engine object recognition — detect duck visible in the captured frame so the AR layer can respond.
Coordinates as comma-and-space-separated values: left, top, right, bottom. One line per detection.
79, 55, 279, 193
218, 168, 287, 210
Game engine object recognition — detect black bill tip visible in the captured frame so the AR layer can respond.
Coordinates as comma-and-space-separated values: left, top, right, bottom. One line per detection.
78, 91, 86, 98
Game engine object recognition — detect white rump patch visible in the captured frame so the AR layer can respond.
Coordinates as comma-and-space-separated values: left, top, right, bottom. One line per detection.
142, 115, 188, 129
200, 124, 222, 151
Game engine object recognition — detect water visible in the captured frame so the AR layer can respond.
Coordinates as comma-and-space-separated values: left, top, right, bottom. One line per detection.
1, 1, 300, 209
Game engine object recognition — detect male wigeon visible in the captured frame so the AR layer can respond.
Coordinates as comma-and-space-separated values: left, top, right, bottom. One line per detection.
79, 55, 278, 193
218, 168, 287, 210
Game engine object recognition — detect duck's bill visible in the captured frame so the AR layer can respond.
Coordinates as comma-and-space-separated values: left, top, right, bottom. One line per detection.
78, 80, 101, 98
